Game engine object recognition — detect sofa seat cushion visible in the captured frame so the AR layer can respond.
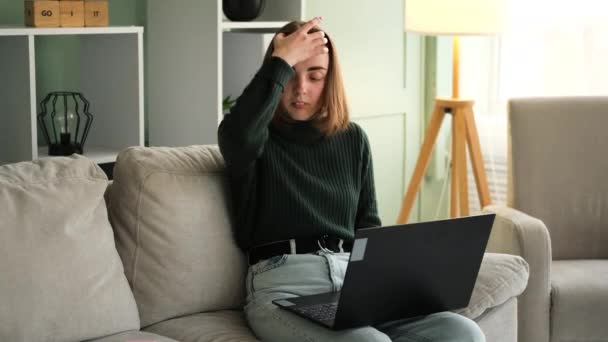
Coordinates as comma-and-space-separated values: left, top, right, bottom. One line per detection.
88, 330, 179, 342
143, 310, 259, 342
454, 253, 529, 319
108, 146, 247, 327
550, 260, 608, 342
0, 156, 140, 342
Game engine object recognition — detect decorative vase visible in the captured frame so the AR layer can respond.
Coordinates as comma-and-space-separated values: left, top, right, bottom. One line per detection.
223, 0, 265, 21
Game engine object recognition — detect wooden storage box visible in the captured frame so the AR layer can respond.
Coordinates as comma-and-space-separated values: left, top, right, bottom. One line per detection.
60, 1, 84, 27
84, 0, 109, 27
24, 1, 60, 27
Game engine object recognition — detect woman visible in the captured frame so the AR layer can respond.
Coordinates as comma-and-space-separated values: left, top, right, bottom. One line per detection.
218, 17, 484, 342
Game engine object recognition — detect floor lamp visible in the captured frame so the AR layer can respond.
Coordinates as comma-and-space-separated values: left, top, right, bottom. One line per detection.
397, 0, 505, 224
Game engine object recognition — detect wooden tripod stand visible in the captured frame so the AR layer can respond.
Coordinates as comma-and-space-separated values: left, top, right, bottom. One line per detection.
396, 97, 492, 224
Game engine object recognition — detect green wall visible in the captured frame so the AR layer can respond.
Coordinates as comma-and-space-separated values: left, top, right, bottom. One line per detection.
420, 37, 454, 221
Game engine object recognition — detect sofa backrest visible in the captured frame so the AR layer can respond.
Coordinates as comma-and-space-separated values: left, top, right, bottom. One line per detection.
508, 97, 608, 259
107, 145, 247, 327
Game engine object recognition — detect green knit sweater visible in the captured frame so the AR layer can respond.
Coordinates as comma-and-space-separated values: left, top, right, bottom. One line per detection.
218, 57, 381, 251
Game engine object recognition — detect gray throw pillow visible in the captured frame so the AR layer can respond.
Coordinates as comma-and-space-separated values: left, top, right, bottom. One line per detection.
0, 156, 140, 341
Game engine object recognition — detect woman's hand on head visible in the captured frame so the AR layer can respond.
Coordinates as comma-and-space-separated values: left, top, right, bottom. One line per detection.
272, 17, 329, 67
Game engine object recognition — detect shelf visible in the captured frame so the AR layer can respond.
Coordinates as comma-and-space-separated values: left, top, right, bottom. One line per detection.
38, 146, 121, 164
0, 25, 143, 36
221, 21, 288, 32
0, 26, 144, 165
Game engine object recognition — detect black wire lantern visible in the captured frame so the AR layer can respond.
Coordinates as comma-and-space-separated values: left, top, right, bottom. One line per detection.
37, 92, 93, 156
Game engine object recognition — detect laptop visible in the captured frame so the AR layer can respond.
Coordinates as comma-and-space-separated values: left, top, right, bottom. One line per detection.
272, 213, 495, 330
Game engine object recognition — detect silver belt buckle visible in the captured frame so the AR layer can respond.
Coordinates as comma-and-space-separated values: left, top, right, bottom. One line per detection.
289, 239, 297, 254
317, 235, 342, 254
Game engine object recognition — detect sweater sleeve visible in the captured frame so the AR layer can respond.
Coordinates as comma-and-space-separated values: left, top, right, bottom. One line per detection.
218, 57, 294, 173
355, 128, 382, 229
218, 57, 294, 250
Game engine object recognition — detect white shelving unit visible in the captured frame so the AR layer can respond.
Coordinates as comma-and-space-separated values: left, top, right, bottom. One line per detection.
221, 21, 289, 30
0, 26, 144, 165
147, 0, 304, 147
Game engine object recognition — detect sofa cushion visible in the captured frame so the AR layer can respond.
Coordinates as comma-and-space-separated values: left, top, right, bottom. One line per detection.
0, 156, 140, 342
88, 330, 179, 342
455, 253, 529, 319
550, 260, 608, 342
475, 297, 517, 342
108, 146, 247, 327
143, 310, 259, 342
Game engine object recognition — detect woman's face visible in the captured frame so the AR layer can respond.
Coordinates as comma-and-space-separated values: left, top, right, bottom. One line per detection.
280, 53, 330, 121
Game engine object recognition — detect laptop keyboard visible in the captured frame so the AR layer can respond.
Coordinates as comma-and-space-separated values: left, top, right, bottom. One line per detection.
293, 302, 338, 323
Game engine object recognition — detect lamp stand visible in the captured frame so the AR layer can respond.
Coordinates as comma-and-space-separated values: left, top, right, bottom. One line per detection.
397, 97, 491, 223
397, 96, 492, 223
397, 36, 492, 223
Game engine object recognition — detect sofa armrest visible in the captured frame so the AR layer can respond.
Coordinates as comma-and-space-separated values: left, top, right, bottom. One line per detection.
482, 205, 552, 342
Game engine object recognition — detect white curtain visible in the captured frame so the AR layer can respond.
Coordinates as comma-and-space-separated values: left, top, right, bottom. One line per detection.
460, 0, 608, 211
500, 0, 608, 98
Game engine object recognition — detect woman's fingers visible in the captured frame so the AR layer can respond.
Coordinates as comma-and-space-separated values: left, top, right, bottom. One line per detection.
316, 45, 329, 55
311, 36, 328, 46
298, 16, 322, 35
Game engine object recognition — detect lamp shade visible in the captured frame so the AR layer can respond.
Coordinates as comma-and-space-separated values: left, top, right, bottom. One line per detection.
405, 0, 505, 35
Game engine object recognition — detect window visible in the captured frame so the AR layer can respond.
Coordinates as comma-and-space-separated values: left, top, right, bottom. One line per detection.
459, 0, 608, 211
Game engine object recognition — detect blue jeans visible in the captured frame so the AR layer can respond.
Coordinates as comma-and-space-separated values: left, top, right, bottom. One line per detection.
244, 251, 485, 342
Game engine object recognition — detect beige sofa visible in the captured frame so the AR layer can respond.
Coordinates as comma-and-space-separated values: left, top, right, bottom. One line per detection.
1, 145, 528, 342
483, 96, 608, 342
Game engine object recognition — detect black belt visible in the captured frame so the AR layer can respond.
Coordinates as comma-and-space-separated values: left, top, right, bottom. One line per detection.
248, 235, 354, 265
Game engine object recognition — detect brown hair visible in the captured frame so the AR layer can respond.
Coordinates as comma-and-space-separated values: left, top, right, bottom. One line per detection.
263, 21, 350, 136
